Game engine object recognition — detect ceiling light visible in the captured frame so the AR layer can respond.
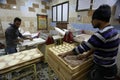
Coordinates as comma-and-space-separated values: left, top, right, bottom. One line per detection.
13, 6, 16, 9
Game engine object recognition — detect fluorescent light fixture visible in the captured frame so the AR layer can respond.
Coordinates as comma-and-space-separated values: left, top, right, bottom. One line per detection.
13, 6, 16, 9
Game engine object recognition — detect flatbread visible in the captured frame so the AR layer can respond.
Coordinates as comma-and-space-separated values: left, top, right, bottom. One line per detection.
22, 56, 31, 61
22, 50, 29, 53
12, 52, 21, 56
4, 56, 14, 61
33, 54, 40, 58
27, 52, 35, 56
0, 55, 9, 60
8, 60, 19, 66
0, 62, 6, 69
16, 55, 24, 59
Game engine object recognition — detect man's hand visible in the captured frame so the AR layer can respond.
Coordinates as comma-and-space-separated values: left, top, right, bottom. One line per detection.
77, 53, 87, 60
19, 38, 24, 42
58, 50, 74, 58
29, 37, 33, 41
77, 50, 94, 60
23, 36, 33, 41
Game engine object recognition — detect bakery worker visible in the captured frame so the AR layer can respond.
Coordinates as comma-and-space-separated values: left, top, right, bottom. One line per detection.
119, 14, 120, 23
5, 17, 33, 54
60, 4, 119, 80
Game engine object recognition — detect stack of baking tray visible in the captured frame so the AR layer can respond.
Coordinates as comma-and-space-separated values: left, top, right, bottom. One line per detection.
47, 43, 93, 80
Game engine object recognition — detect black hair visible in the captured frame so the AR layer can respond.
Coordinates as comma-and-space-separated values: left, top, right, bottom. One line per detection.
92, 4, 111, 22
14, 17, 21, 22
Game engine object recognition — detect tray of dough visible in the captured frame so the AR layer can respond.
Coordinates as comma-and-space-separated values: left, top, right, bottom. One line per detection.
0, 48, 43, 74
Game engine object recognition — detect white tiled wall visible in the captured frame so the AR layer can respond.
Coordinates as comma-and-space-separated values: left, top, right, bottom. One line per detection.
0, 0, 50, 33
1, 21, 10, 32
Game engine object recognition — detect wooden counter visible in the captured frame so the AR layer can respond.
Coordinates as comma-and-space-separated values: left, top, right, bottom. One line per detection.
47, 43, 93, 80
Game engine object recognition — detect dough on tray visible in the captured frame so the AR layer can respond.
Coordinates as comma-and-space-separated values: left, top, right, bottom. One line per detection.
64, 55, 85, 67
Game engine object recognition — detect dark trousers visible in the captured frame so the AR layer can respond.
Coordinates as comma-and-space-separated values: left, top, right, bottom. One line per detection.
5, 47, 17, 54
89, 63, 117, 80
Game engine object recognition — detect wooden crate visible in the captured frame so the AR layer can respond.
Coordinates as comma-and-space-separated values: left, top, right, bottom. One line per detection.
37, 43, 55, 62
47, 43, 93, 80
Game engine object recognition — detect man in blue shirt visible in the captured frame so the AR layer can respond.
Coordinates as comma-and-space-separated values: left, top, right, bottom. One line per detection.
5, 17, 32, 54
60, 5, 119, 80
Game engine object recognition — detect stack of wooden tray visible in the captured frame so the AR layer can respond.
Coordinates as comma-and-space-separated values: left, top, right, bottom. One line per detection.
47, 43, 93, 80
0, 48, 43, 75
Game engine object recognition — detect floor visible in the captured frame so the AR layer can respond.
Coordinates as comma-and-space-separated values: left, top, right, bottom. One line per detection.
0, 62, 58, 80
37, 62, 58, 80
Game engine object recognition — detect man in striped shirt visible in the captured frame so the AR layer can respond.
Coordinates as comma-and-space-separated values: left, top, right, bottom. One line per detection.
60, 5, 119, 80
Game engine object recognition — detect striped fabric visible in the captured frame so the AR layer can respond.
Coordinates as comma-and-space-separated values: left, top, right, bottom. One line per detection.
74, 26, 120, 67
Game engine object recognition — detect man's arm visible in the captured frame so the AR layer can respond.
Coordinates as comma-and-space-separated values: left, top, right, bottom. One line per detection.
73, 33, 104, 55
18, 30, 33, 40
77, 49, 94, 59
60, 32, 104, 58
